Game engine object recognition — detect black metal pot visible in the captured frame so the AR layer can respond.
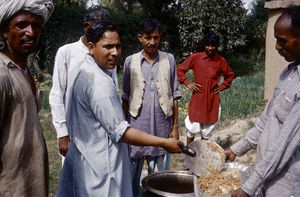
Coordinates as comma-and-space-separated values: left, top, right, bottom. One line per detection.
142, 170, 194, 197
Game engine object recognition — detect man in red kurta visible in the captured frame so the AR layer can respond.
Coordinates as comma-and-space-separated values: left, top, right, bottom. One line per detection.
177, 32, 234, 145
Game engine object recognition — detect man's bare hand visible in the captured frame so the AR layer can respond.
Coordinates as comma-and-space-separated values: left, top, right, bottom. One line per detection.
187, 82, 201, 93
231, 189, 250, 197
59, 136, 70, 156
163, 138, 184, 153
211, 85, 221, 94
224, 148, 236, 161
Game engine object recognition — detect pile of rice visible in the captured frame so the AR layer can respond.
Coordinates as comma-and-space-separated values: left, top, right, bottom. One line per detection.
197, 166, 241, 195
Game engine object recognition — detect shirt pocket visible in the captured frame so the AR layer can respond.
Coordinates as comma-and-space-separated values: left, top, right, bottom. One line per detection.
274, 92, 295, 123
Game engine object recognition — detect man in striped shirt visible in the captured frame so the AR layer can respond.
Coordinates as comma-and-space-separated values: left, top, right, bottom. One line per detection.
225, 6, 300, 197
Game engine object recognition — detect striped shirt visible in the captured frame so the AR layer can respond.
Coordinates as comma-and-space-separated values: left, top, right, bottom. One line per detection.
231, 62, 300, 197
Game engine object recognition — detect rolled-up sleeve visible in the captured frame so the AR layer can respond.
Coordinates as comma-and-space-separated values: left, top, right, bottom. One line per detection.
87, 74, 130, 143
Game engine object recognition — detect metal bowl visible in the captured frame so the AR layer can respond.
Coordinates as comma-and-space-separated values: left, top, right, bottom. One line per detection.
142, 170, 195, 197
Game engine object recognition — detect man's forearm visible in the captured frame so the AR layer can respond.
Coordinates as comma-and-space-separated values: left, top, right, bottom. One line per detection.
121, 127, 166, 146
120, 127, 183, 154
172, 99, 179, 128
170, 99, 179, 139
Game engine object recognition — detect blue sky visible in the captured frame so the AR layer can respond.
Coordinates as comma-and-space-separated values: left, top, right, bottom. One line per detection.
242, 0, 255, 9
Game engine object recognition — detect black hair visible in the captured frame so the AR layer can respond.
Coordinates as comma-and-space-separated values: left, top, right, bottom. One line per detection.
203, 32, 220, 46
84, 8, 112, 23
86, 21, 120, 44
280, 6, 300, 28
138, 18, 161, 35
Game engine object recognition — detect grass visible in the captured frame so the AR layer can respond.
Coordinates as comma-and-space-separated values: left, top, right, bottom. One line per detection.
37, 54, 265, 195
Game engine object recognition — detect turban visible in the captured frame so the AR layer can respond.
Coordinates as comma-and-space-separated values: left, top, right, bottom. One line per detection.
0, 0, 54, 25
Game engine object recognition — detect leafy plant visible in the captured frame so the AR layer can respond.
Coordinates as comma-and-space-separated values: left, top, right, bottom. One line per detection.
177, 0, 247, 58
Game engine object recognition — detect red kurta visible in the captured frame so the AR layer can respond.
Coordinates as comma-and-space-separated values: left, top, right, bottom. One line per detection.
177, 52, 234, 123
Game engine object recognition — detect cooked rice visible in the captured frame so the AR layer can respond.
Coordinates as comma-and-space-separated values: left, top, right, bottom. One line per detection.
197, 168, 241, 195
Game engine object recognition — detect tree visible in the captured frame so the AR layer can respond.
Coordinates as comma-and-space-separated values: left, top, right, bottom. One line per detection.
36, 0, 86, 74
98, 0, 142, 14
245, 0, 268, 57
177, 0, 247, 57
98, 0, 182, 62
56, 0, 87, 7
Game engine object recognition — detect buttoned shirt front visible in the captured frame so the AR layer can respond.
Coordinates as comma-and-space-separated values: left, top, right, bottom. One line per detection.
231, 62, 300, 197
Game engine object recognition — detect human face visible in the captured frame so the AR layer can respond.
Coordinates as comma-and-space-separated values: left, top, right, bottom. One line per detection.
138, 28, 161, 56
3, 11, 43, 56
205, 44, 218, 57
274, 16, 300, 62
88, 31, 121, 69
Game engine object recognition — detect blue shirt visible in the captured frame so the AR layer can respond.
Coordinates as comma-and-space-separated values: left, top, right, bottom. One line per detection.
57, 55, 132, 197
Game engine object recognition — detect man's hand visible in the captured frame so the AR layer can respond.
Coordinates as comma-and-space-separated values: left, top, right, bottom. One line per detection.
187, 82, 201, 93
163, 138, 184, 153
169, 127, 179, 140
59, 136, 70, 156
231, 188, 250, 197
211, 85, 221, 94
224, 148, 236, 161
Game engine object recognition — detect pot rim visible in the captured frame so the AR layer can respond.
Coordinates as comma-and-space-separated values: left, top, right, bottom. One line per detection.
142, 170, 194, 197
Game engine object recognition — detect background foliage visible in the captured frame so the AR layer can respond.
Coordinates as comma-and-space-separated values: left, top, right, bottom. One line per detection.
37, 1, 86, 74
177, 0, 247, 57
35, 0, 268, 77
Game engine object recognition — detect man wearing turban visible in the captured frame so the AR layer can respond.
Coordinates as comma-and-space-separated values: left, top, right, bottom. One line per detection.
0, 0, 54, 196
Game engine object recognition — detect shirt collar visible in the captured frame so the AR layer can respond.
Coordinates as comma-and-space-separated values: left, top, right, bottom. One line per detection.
286, 61, 300, 80
79, 37, 88, 50
294, 62, 300, 80
140, 50, 159, 63
202, 52, 216, 61
86, 54, 114, 79
0, 52, 21, 70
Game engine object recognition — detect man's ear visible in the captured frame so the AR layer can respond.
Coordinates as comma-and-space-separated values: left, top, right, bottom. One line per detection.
83, 21, 93, 34
88, 42, 95, 56
137, 34, 142, 42
0, 25, 8, 39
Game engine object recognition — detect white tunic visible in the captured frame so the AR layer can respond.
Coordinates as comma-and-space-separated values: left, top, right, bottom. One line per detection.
56, 55, 132, 197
